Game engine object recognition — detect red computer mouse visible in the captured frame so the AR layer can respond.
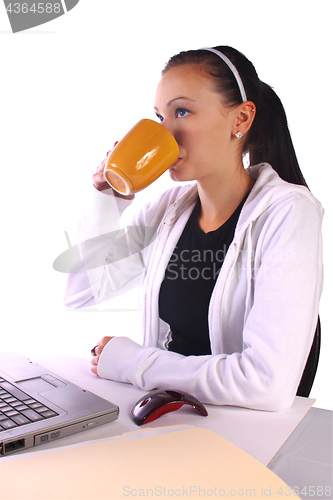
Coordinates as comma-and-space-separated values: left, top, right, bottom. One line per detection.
131, 389, 208, 425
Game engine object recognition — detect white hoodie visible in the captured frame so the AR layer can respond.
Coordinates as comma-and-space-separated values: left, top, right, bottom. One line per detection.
64, 163, 324, 411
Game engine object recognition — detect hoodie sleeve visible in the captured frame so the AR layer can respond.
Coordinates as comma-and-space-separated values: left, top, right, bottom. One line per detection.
97, 193, 324, 412
63, 186, 142, 308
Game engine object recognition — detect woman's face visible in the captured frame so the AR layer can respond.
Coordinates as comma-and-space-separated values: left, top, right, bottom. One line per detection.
154, 64, 239, 184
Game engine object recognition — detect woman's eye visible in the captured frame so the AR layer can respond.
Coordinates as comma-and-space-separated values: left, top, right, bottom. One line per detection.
175, 108, 189, 118
155, 113, 164, 123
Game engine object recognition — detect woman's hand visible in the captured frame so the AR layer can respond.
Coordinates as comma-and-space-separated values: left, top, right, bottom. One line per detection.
92, 155, 111, 192
92, 142, 118, 192
92, 142, 134, 199
91, 336, 114, 375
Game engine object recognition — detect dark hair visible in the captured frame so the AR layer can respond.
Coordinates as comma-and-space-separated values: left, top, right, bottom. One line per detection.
162, 46, 308, 188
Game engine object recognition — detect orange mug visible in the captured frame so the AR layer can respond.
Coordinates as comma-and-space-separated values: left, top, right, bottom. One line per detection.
104, 119, 179, 195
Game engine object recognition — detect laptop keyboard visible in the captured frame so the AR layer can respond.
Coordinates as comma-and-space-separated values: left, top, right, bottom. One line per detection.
0, 378, 59, 431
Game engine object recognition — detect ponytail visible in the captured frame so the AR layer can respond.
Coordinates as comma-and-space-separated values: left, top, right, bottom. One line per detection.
163, 46, 309, 189
245, 82, 308, 188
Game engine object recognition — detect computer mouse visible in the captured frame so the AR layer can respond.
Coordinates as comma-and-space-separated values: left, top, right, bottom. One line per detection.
131, 389, 208, 425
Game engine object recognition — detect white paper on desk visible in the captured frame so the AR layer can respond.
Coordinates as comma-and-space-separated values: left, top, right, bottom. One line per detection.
0, 426, 300, 500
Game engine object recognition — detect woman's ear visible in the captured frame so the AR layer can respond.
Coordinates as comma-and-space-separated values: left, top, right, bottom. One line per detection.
233, 102, 256, 138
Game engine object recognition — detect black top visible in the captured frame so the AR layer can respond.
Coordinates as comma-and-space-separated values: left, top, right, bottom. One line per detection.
158, 195, 247, 356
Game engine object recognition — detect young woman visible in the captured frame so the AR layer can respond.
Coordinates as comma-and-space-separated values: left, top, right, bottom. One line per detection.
65, 46, 323, 411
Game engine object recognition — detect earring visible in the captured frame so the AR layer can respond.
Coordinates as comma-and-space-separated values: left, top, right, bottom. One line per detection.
235, 131, 243, 139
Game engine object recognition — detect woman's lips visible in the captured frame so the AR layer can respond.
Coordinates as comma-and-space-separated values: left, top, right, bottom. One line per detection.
171, 158, 182, 168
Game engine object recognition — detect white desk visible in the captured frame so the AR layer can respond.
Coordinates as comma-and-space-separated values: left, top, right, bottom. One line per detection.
11, 353, 314, 466
2, 354, 332, 500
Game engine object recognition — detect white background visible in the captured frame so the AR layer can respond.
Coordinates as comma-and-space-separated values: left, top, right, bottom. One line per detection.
0, 0, 332, 410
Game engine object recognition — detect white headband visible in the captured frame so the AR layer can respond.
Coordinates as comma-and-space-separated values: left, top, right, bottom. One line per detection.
199, 47, 248, 102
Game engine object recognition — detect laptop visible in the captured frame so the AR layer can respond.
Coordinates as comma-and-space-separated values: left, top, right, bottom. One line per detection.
0, 352, 119, 457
